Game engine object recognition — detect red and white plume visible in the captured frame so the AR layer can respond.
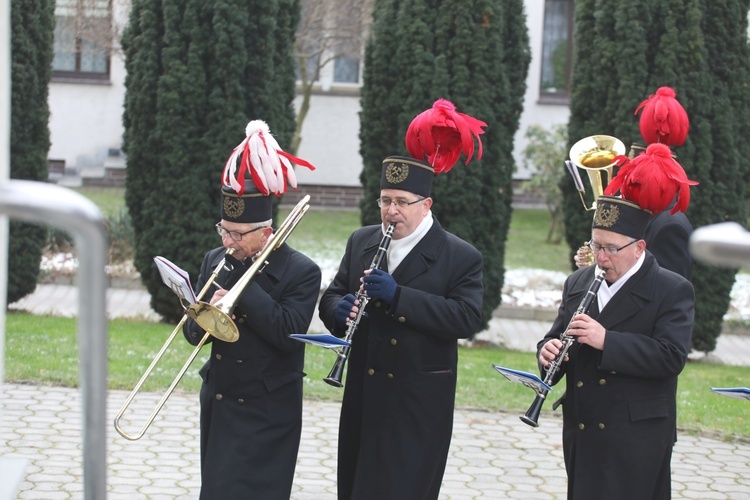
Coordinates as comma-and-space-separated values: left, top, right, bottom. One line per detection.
405, 99, 487, 174
222, 120, 315, 196
606, 143, 698, 214
634, 87, 690, 146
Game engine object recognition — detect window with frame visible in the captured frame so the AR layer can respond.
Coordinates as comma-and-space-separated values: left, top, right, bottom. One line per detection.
53, 0, 111, 81
540, 0, 574, 101
333, 55, 360, 84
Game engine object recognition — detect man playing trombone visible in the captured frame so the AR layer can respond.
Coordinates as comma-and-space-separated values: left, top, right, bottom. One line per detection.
183, 120, 321, 499
319, 100, 485, 500
537, 144, 696, 499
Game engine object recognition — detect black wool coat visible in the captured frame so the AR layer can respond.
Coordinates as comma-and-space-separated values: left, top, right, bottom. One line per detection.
538, 252, 694, 500
184, 243, 321, 500
319, 217, 483, 500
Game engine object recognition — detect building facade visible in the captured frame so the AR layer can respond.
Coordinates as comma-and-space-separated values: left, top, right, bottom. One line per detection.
47, 1, 574, 196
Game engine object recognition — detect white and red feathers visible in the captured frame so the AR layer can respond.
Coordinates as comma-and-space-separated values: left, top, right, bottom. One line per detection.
635, 87, 690, 147
222, 120, 315, 196
405, 99, 487, 174
606, 143, 698, 214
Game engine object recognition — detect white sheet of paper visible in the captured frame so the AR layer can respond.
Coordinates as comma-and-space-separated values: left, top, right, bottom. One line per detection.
154, 256, 197, 304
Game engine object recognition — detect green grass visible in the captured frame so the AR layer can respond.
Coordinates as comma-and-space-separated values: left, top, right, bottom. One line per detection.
5, 312, 749, 439
71, 186, 127, 217
505, 209, 570, 272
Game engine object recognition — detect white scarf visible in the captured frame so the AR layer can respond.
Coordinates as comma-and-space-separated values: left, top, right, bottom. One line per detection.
596, 251, 645, 311
385, 212, 434, 272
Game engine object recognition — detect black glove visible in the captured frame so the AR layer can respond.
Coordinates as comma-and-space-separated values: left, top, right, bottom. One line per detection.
363, 268, 398, 306
334, 293, 357, 330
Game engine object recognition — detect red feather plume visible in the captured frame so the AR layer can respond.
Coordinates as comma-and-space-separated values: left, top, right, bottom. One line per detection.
634, 87, 690, 146
605, 143, 698, 214
405, 99, 487, 174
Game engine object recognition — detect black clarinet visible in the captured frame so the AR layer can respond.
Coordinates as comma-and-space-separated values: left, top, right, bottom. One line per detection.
323, 222, 397, 387
519, 268, 607, 427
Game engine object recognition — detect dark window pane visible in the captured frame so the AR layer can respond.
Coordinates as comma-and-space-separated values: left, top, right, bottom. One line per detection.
540, 0, 572, 96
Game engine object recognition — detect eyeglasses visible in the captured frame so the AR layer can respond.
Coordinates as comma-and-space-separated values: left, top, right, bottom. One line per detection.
587, 239, 638, 256
376, 197, 424, 208
215, 223, 266, 241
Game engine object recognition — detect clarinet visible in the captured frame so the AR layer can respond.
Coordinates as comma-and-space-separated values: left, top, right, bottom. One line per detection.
323, 222, 397, 387
519, 268, 607, 427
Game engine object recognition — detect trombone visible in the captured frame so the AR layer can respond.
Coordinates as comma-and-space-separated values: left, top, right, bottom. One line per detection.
113, 248, 236, 440
114, 195, 311, 440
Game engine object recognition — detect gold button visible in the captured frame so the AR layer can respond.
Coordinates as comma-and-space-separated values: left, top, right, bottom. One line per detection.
387, 373, 394, 379
578, 423, 585, 430
390, 338, 397, 346
368, 368, 375, 375
215, 394, 223, 401
238, 318, 245, 324
598, 423, 605, 430
398, 317, 406, 323
236, 359, 244, 364
238, 398, 245, 405
599, 378, 606, 385
216, 354, 222, 360
576, 381, 583, 388
375, 302, 382, 308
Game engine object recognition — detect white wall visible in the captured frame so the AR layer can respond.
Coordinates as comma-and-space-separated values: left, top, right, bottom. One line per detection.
513, 2, 570, 178
294, 93, 363, 186
47, 52, 127, 171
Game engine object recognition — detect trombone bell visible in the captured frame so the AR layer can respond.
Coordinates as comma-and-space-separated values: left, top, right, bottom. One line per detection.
186, 302, 240, 343
569, 135, 626, 210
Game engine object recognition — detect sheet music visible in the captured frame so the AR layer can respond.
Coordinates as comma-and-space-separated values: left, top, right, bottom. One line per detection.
289, 333, 350, 349
565, 160, 585, 192
710, 387, 750, 401
154, 256, 197, 304
492, 364, 552, 393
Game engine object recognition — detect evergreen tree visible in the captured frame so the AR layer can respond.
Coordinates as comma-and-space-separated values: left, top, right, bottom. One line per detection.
360, 0, 530, 329
7, 0, 55, 305
564, 0, 750, 352
123, 0, 300, 321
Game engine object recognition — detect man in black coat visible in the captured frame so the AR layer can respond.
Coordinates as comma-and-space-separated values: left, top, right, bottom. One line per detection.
538, 195, 695, 499
183, 121, 321, 499
319, 155, 483, 500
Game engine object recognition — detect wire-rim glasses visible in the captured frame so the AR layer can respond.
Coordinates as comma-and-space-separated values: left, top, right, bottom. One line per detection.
215, 223, 265, 241
587, 239, 638, 256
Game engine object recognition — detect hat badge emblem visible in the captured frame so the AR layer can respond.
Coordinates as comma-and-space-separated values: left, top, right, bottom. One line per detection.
594, 203, 619, 227
385, 162, 409, 184
223, 197, 245, 219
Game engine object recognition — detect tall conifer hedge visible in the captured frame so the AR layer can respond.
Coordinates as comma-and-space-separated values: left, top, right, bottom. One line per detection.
7, 0, 55, 305
123, 0, 299, 321
564, 0, 750, 352
359, 0, 530, 330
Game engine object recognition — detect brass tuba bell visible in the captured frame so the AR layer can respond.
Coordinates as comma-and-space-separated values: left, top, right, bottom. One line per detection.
568, 135, 626, 211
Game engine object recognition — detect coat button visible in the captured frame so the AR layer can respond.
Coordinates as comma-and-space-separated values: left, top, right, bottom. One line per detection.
598, 423, 605, 430
216, 354, 222, 360
368, 368, 375, 375
578, 423, 585, 430
375, 302, 382, 308
599, 378, 606, 385
236, 359, 244, 364
237, 318, 245, 324
576, 380, 583, 388
398, 317, 406, 323
238, 398, 245, 405
390, 338, 397, 346
387, 373, 394, 379
215, 394, 223, 401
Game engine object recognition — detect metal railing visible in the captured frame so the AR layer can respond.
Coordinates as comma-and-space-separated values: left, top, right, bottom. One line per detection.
0, 179, 109, 499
